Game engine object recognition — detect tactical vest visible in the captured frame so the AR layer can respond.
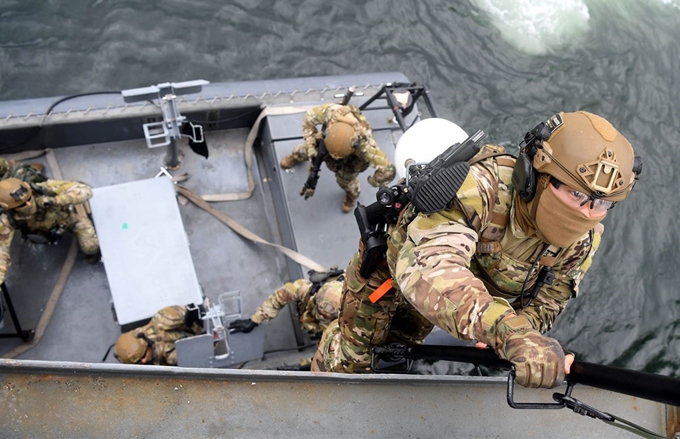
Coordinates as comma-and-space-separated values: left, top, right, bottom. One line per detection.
1, 204, 64, 244
389, 146, 600, 305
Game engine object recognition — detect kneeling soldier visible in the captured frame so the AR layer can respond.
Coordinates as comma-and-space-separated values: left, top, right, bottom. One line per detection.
0, 177, 101, 285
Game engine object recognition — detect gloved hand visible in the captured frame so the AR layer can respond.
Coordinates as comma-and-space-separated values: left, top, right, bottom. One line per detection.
305, 138, 318, 157
300, 187, 315, 199
367, 175, 380, 188
228, 318, 258, 334
495, 315, 565, 388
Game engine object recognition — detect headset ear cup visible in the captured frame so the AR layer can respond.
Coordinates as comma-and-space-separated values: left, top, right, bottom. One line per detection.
512, 154, 537, 201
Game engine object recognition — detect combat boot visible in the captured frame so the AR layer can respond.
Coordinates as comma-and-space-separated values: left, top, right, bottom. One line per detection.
280, 155, 299, 170
342, 194, 357, 213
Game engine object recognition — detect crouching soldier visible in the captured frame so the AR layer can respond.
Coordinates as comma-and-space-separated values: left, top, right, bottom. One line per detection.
0, 178, 101, 285
229, 268, 344, 340
114, 304, 204, 365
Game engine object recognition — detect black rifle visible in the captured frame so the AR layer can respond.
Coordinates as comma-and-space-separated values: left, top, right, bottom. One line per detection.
307, 267, 344, 296
354, 130, 487, 277
300, 139, 328, 199
372, 343, 678, 438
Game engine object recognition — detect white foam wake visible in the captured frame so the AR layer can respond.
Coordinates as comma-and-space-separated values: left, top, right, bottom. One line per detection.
470, 0, 591, 55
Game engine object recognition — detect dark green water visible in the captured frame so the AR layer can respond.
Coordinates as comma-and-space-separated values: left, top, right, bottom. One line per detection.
1, 0, 678, 376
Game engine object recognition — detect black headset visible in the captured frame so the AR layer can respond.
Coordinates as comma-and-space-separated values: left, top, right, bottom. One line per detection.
512, 122, 552, 202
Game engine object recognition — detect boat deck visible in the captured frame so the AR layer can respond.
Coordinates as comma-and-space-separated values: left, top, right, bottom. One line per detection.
0, 73, 408, 366
0, 73, 674, 438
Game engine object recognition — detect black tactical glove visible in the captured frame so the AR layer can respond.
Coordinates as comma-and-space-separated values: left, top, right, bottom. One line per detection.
228, 318, 258, 334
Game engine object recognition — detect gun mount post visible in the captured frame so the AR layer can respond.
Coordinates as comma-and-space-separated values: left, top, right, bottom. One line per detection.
121, 80, 210, 169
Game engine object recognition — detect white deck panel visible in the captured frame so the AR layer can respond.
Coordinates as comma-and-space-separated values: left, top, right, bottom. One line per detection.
90, 177, 203, 326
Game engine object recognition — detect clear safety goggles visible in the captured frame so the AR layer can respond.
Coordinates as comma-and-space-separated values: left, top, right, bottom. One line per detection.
549, 177, 615, 214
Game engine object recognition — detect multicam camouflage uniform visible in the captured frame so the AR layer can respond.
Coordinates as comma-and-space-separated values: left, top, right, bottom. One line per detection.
314, 147, 602, 373
0, 158, 15, 177
0, 179, 100, 285
250, 277, 343, 338
0, 158, 46, 183
128, 305, 204, 366
287, 103, 396, 200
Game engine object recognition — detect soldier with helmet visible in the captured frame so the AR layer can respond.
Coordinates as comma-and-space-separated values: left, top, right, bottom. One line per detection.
115, 270, 344, 366
280, 103, 396, 212
114, 304, 204, 365
312, 111, 642, 390
0, 177, 100, 286
228, 269, 344, 339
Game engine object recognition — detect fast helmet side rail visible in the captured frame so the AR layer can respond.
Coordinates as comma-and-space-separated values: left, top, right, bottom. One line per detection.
512, 122, 552, 202
512, 112, 643, 204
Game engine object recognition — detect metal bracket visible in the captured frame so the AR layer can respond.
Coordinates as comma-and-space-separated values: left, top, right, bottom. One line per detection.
506, 369, 567, 410
358, 82, 438, 132
121, 80, 210, 167
154, 167, 173, 179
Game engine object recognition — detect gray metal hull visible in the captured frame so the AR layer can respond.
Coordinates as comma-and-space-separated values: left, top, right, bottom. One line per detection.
0, 359, 670, 438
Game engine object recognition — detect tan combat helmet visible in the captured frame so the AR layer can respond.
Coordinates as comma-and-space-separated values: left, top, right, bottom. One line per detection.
325, 114, 358, 159
0, 177, 32, 210
533, 111, 639, 202
114, 331, 150, 364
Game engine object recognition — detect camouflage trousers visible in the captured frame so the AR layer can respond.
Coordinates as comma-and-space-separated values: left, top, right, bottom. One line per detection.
288, 143, 366, 200
312, 245, 433, 373
333, 172, 361, 200
70, 215, 100, 255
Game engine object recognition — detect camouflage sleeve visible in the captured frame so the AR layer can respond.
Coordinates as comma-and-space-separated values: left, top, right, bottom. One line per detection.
301, 104, 330, 147
250, 279, 312, 324
38, 180, 93, 206
357, 137, 396, 186
0, 215, 14, 286
393, 165, 517, 349
519, 224, 604, 333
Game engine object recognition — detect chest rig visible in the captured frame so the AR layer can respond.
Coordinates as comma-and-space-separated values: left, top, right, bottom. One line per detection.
461, 150, 563, 308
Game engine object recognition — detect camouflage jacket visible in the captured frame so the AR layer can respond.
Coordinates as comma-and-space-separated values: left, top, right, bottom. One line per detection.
250, 277, 343, 337
0, 180, 94, 285
132, 305, 203, 366
299, 103, 395, 185
385, 147, 602, 350
0, 158, 15, 177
